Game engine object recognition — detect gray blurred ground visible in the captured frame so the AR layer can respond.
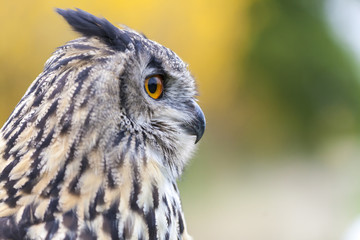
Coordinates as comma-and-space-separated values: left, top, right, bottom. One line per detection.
180, 138, 360, 240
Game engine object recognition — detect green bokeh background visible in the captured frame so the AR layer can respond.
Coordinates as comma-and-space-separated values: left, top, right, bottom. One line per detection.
1, 1, 360, 239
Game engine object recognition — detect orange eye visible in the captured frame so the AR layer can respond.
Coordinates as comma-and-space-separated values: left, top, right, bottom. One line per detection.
144, 75, 164, 99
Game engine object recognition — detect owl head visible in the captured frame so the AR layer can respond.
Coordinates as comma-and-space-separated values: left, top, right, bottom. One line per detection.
19, 8, 205, 179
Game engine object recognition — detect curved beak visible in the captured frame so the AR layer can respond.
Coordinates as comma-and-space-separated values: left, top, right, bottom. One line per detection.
182, 101, 206, 144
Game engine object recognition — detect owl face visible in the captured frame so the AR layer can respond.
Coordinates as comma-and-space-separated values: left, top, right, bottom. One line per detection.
113, 30, 206, 171
119, 32, 203, 134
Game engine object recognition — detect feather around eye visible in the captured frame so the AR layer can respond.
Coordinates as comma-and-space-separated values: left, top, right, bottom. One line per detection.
144, 75, 163, 99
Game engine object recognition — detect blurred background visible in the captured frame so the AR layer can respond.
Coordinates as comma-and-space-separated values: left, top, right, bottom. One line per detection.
1, 0, 360, 239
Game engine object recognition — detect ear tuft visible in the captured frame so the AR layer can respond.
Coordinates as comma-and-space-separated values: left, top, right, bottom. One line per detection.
56, 8, 132, 51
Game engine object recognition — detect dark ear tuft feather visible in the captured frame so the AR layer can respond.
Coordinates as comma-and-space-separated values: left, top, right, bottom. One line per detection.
56, 8, 132, 51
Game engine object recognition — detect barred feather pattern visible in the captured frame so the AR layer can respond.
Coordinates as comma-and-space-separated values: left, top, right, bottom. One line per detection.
0, 9, 205, 240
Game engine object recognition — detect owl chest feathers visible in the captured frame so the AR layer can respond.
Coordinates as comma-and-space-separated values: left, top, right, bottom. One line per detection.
0, 131, 191, 239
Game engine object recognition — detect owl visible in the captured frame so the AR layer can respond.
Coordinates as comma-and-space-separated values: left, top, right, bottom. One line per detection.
0, 8, 205, 240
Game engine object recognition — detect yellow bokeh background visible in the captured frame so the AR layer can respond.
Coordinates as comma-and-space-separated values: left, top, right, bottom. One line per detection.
0, 0, 246, 124
1, 1, 360, 239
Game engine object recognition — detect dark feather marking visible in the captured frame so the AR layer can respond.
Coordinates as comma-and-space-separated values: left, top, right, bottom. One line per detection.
56, 8, 132, 51
101, 49, 116, 55
94, 187, 105, 205
83, 107, 93, 128
69, 44, 100, 51
126, 134, 132, 150
0, 156, 21, 181
141, 132, 147, 163
21, 128, 55, 193
66, 139, 78, 163
79, 225, 97, 240
78, 156, 90, 175
4, 115, 24, 139
171, 200, 177, 217
34, 83, 45, 96
74, 67, 92, 98
102, 200, 120, 239
0, 216, 25, 240
44, 198, 59, 221
34, 128, 44, 143
20, 152, 41, 193
20, 205, 32, 225
4, 195, 21, 208
162, 196, 171, 225
3, 122, 16, 141
68, 156, 89, 195
145, 208, 157, 240
6, 122, 27, 143
63, 209, 78, 231
88, 199, 97, 220
39, 127, 55, 149
152, 184, 159, 209
48, 70, 70, 100
28, 112, 37, 123
21, 177, 39, 193
27, 148, 41, 171
43, 52, 66, 72
25, 77, 41, 95
36, 99, 59, 129
49, 75, 57, 85
178, 211, 184, 234
21, 166, 40, 194
10, 149, 20, 160
130, 161, 141, 212
45, 220, 59, 240
107, 171, 116, 189
3, 121, 28, 160
113, 130, 125, 147
59, 120, 71, 135
79, 80, 96, 108
32, 91, 45, 107
41, 166, 65, 197
60, 104, 75, 135
96, 57, 110, 64
88, 186, 104, 220
49, 54, 92, 72
19, 203, 40, 227
119, 71, 129, 113
172, 182, 178, 193
165, 232, 170, 240
134, 38, 145, 56
2, 103, 26, 133
4, 180, 18, 196
79, 92, 91, 109
135, 136, 140, 154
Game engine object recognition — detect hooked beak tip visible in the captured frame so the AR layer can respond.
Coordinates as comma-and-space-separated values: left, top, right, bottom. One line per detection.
183, 102, 206, 144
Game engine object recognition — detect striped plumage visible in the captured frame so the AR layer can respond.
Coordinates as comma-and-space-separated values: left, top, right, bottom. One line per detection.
0, 9, 205, 240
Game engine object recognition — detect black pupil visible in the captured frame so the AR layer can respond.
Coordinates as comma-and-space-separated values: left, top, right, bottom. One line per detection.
148, 77, 158, 94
